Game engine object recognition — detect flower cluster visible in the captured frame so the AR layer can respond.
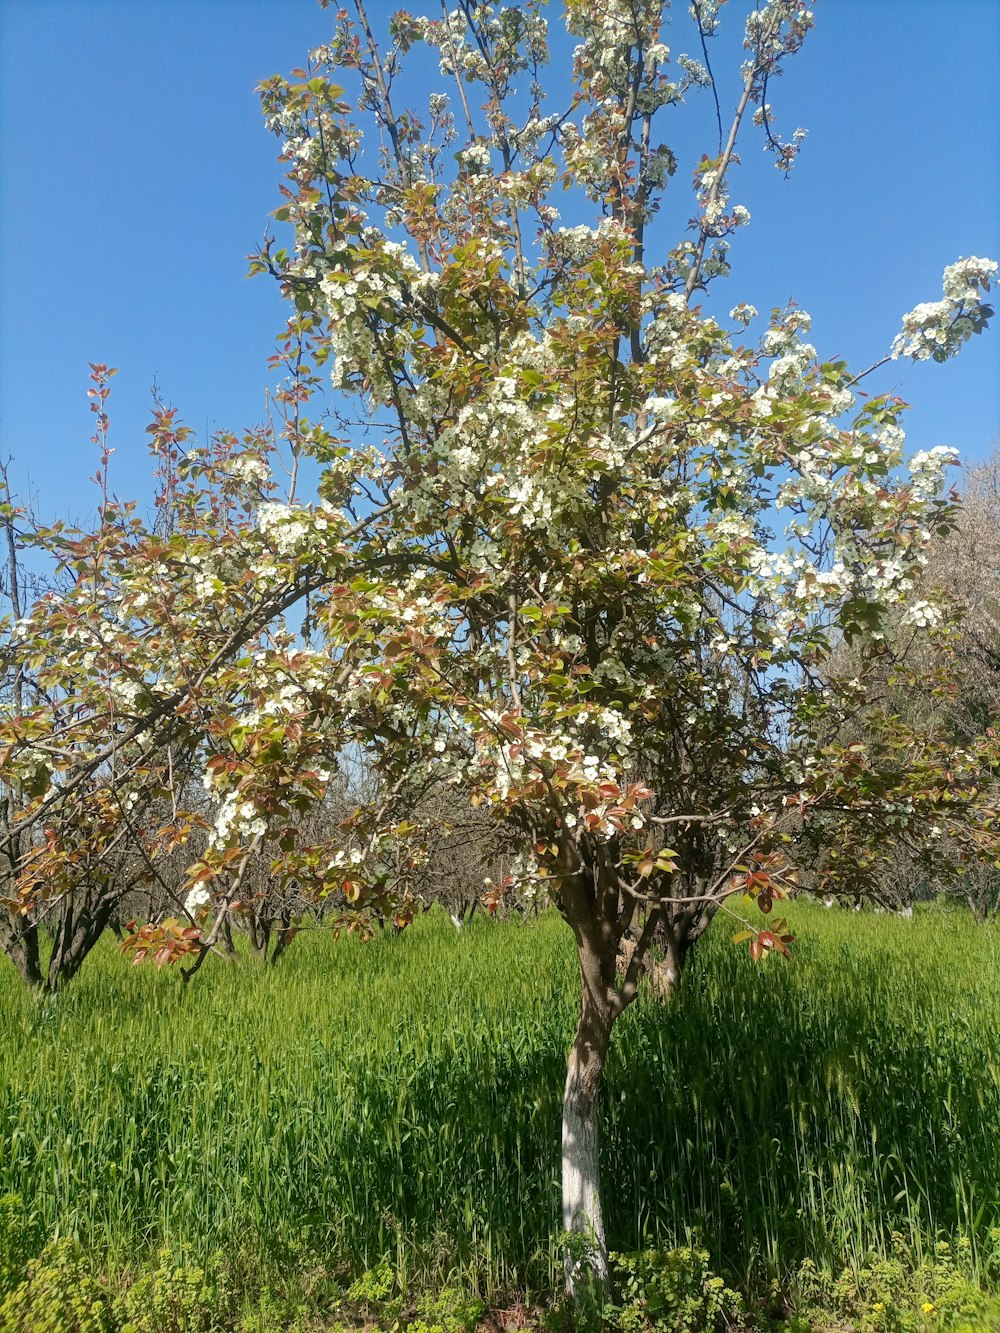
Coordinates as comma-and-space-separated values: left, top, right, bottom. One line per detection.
892, 257, 996, 362
184, 886, 211, 916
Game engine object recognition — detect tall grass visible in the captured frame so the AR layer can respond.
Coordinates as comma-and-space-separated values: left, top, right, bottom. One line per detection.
0, 903, 998, 1298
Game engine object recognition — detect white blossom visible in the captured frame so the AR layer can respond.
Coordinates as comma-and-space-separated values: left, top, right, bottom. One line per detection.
892, 257, 997, 362
184, 886, 211, 915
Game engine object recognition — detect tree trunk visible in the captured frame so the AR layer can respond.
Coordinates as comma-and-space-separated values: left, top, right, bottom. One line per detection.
618, 935, 682, 1004
562, 980, 614, 1289
269, 915, 295, 965
42, 889, 121, 991
1, 912, 43, 988
558, 859, 623, 1295
647, 953, 680, 1001
450, 899, 477, 929
557, 869, 704, 1297
220, 913, 238, 956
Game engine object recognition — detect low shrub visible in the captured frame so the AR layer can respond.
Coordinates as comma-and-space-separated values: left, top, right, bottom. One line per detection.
0, 1237, 115, 1333
607, 1246, 744, 1333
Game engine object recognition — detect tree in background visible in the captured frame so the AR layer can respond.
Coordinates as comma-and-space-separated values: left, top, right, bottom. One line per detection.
819, 443, 1000, 919
923, 446, 1000, 740
936, 448, 1000, 916
0, 0, 996, 1290
0, 388, 214, 990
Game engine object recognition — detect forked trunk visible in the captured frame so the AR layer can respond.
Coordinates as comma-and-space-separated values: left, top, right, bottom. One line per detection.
559, 871, 701, 1297
45, 893, 117, 991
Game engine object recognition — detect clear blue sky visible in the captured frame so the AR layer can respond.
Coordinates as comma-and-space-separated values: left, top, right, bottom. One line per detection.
1, 0, 998, 525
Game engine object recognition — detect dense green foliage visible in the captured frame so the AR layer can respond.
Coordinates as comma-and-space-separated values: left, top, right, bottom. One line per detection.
1, 905, 999, 1318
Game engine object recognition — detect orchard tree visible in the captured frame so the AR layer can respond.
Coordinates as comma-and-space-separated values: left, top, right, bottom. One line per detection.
1, 0, 997, 1289
0, 359, 388, 986
915, 444, 1000, 740
821, 442, 1000, 919
0, 391, 215, 990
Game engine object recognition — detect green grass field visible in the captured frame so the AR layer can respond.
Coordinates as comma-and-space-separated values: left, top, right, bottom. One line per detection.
1, 902, 999, 1325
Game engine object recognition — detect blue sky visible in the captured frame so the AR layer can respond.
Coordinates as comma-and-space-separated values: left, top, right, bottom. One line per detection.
1, 0, 998, 526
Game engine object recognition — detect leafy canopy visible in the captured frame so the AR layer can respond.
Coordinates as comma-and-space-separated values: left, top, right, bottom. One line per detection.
1, 0, 996, 970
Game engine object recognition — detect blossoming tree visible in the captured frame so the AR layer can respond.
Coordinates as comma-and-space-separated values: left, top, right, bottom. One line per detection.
1, 0, 996, 1287
818, 441, 1000, 919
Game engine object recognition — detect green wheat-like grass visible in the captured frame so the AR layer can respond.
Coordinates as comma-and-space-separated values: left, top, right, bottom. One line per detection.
1, 903, 997, 1298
